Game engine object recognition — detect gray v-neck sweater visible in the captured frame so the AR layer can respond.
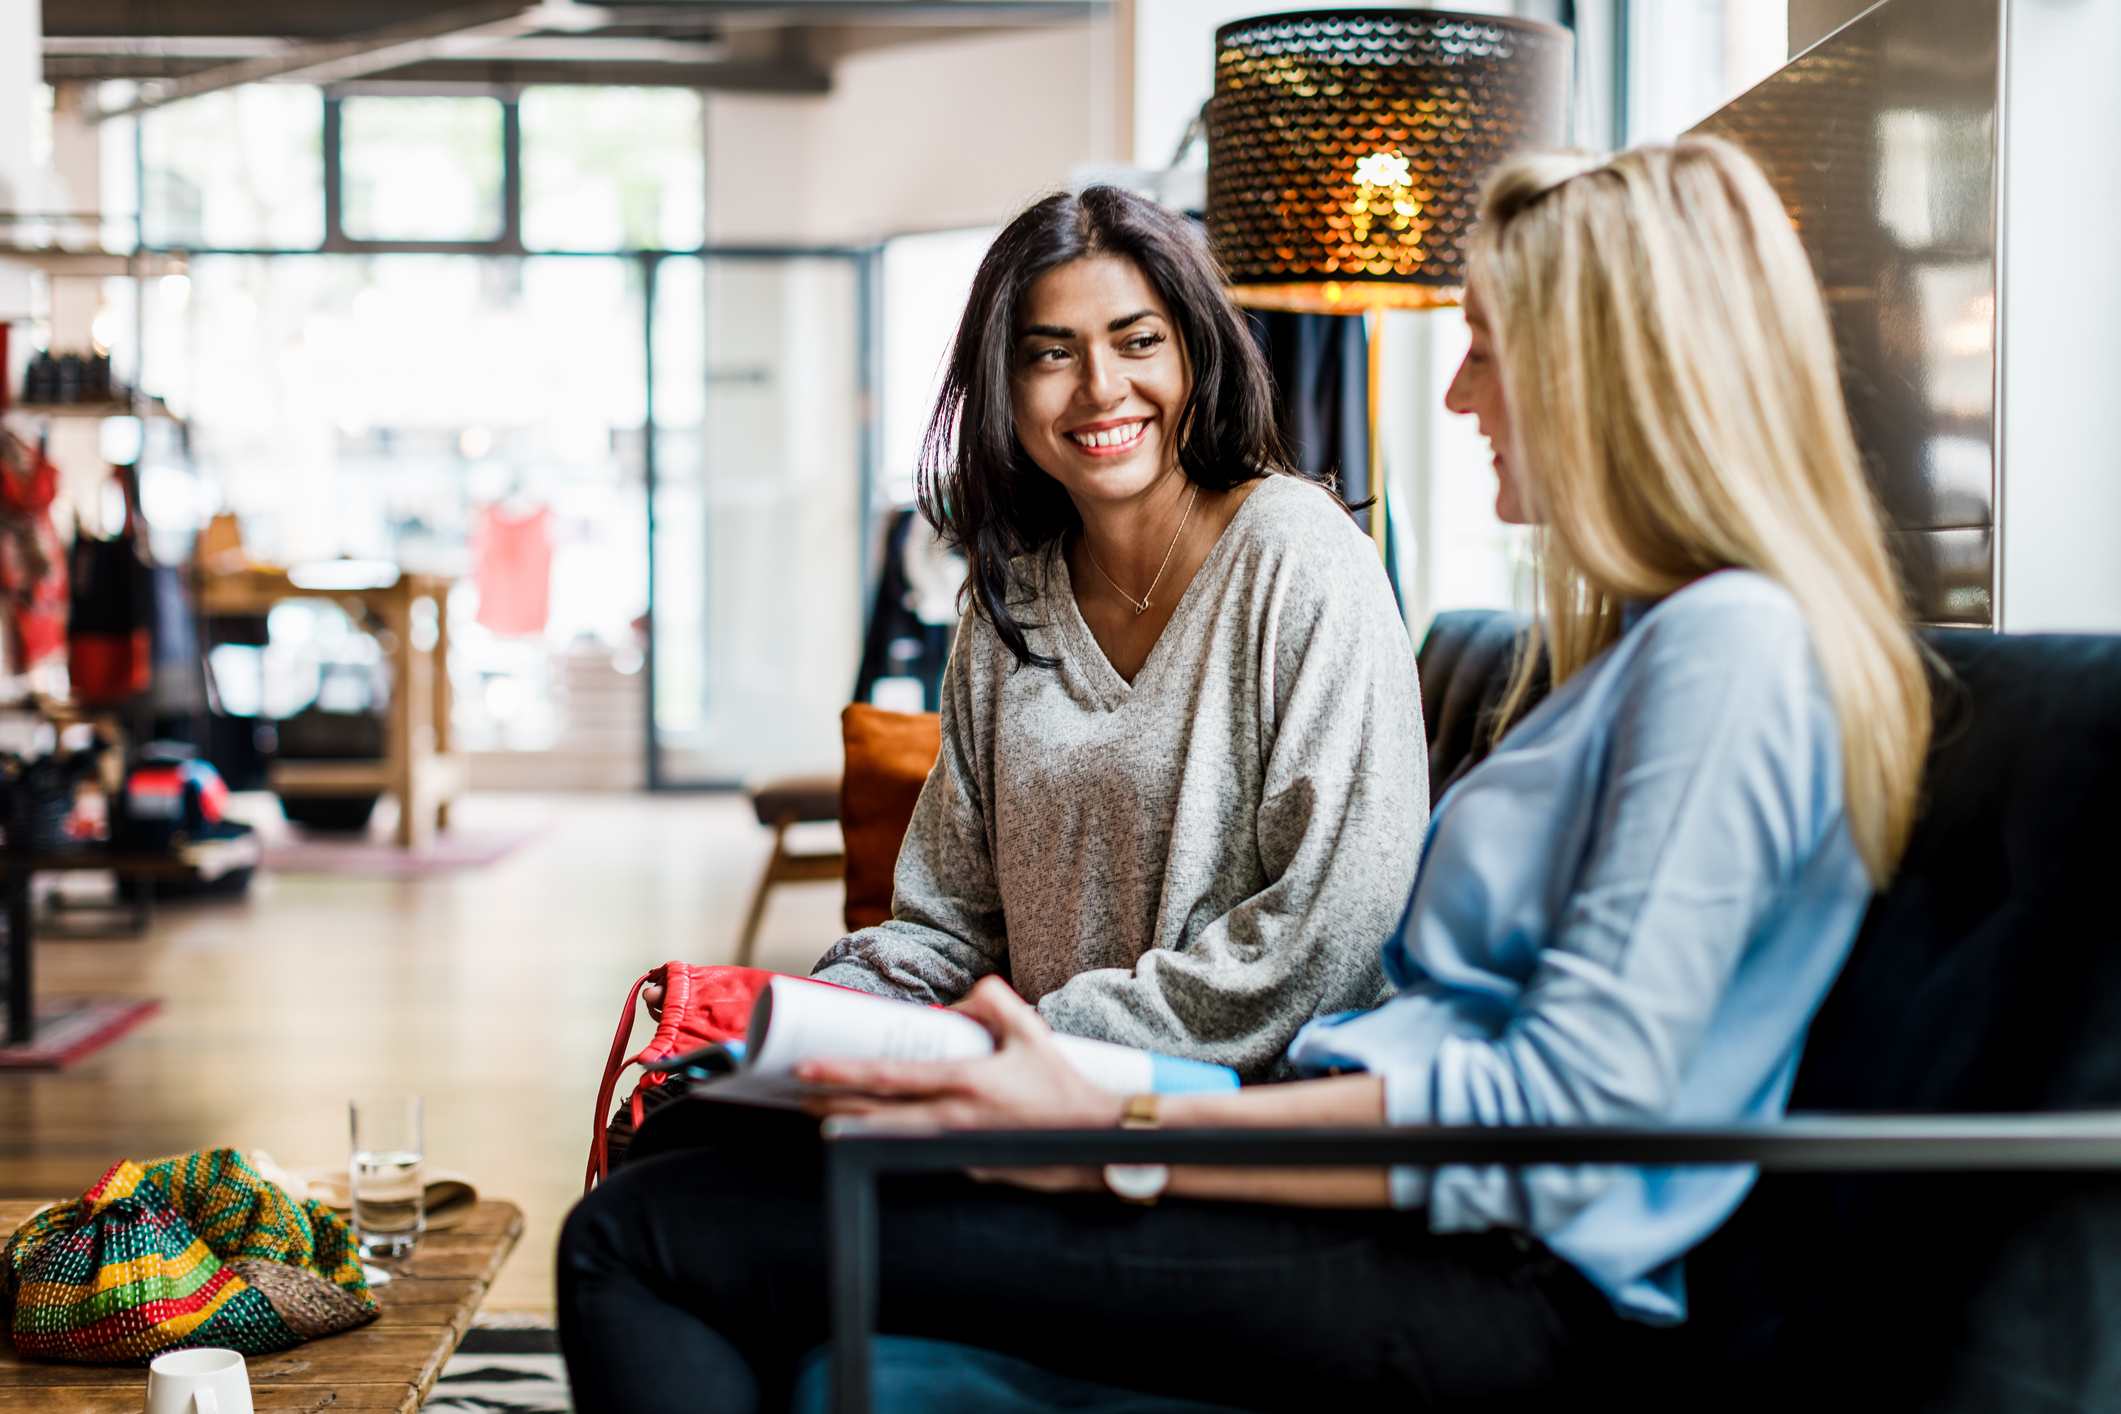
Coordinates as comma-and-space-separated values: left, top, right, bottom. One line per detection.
811, 475, 1428, 1079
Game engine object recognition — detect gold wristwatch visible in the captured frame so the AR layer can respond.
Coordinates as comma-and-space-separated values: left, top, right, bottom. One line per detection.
1102, 1093, 1169, 1205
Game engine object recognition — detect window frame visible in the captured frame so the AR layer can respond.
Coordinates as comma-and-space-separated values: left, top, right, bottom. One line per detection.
324, 83, 521, 254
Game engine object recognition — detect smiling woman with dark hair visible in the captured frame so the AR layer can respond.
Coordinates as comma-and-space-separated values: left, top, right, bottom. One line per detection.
911, 186, 1302, 670
797, 185, 1428, 1078
560, 185, 1427, 1412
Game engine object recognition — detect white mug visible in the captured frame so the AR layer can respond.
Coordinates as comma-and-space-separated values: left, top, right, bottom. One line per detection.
145, 1348, 254, 1414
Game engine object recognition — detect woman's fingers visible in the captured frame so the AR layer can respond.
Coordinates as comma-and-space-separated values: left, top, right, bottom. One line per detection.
642, 983, 665, 1020
956, 976, 1047, 1043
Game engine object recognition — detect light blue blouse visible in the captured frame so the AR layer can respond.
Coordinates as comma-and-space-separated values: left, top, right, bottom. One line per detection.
1287, 570, 1874, 1323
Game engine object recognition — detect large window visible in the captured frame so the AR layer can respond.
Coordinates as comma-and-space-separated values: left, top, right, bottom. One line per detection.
115, 84, 871, 784
521, 88, 704, 251
339, 95, 507, 243
139, 86, 325, 249
139, 84, 703, 257
877, 228, 992, 508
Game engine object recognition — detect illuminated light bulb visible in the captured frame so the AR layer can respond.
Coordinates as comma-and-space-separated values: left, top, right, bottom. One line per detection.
1352, 149, 1414, 189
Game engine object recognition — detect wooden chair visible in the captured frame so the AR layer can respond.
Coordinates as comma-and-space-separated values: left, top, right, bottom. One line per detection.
733, 775, 844, 968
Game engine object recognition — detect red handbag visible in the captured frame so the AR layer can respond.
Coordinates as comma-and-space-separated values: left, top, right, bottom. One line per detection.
585, 962, 777, 1191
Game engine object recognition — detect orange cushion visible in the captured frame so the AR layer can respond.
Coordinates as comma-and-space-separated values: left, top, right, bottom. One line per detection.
840, 704, 943, 932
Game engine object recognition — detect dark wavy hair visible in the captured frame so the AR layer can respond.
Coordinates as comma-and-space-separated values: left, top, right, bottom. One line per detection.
916, 185, 1305, 668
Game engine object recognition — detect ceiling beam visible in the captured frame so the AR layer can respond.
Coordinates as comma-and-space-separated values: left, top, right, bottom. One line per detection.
360, 55, 828, 89
47, 1, 506, 41
45, 53, 830, 92
662, 1, 1098, 25
42, 0, 1102, 40
45, 35, 735, 64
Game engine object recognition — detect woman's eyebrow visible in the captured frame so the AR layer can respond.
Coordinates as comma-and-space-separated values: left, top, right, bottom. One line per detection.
1018, 310, 1163, 341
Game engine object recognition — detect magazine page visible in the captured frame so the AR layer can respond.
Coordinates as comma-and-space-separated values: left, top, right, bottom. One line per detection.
680, 976, 1240, 1111
744, 976, 994, 1079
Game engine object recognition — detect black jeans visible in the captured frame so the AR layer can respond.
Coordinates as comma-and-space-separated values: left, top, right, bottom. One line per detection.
557, 1100, 1628, 1414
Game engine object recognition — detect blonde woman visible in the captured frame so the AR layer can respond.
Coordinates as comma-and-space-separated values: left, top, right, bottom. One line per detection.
558, 137, 1932, 1413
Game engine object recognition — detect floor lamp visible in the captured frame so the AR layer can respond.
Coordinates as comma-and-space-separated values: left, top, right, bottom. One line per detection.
1205, 10, 1572, 563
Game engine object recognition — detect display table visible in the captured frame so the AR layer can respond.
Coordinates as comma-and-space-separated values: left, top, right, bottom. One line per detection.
200, 567, 463, 850
0, 1199, 523, 1412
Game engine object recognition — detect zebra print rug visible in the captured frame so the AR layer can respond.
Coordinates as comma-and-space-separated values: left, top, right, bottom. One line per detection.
424, 1320, 571, 1412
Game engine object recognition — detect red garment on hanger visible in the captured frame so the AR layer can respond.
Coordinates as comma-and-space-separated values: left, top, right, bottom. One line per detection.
0, 439, 69, 666
472, 503, 553, 637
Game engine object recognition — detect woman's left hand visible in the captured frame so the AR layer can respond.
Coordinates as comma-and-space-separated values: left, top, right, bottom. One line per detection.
798, 977, 1122, 1193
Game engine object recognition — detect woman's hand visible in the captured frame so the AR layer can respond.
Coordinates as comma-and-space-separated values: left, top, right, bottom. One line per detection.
642, 983, 664, 1021
798, 978, 1122, 1192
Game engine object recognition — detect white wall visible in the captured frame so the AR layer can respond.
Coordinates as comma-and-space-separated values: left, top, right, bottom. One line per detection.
1125, 0, 1265, 167
706, 24, 1105, 246
0, 0, 39, 317
1997, 0, 2121, 631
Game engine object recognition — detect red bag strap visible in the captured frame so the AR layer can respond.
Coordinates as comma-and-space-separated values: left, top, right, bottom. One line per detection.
641, 961, 694, 1069
585, 967, 657, 1192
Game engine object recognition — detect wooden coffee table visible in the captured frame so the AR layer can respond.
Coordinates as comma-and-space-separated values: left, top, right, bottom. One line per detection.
0, 1199, 523, 1412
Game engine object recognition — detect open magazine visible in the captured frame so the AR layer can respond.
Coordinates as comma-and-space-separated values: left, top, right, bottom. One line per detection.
649, 975, 1239, 1109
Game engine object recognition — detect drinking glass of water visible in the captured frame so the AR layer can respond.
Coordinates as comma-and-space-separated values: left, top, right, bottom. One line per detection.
348, 1095, 425, 1261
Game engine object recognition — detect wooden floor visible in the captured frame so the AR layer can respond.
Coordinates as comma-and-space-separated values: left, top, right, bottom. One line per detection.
0, 792, 846, 1315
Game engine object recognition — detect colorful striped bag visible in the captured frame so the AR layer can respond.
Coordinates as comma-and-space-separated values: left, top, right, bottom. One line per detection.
0, 1149, 378, 1364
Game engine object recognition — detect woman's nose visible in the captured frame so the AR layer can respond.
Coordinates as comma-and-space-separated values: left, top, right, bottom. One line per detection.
1080, 349, 1125, 407
1443, 357, 1473, 415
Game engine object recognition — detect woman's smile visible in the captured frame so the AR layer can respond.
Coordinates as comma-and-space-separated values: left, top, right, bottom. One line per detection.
1066, 417, 1151, 456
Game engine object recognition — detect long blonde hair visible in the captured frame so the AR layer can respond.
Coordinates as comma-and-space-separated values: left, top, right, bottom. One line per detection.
1474, 136, 1929, 883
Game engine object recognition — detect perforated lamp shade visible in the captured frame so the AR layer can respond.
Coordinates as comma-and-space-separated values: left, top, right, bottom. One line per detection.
1206, 9, 1573, 314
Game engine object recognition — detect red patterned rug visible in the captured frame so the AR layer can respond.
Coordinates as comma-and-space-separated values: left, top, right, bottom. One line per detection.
0, 997, 161, 1069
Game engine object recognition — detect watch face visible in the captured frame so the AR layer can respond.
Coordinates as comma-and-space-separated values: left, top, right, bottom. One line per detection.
1103, 1162, 1170, 1203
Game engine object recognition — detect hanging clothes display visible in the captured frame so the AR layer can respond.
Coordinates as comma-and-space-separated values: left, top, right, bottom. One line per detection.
68, 469, 156, 706
853, 508, 963, 711
0, 429, 69, 670
471, 502, 553, 637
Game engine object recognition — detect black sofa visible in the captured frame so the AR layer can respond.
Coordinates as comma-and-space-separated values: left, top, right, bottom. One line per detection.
825, 612, 2121, 1412
1419, 611, 2121, 1410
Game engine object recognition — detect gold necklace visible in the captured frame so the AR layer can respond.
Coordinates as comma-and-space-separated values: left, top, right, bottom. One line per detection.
1083, 482, 1201, 617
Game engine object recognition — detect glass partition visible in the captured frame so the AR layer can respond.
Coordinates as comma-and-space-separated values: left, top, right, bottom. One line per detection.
650, 254, 865, 786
